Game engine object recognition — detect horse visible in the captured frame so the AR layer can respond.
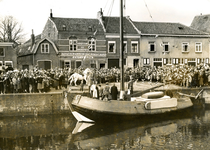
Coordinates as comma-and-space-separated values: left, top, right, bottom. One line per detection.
68, 73, 85, 86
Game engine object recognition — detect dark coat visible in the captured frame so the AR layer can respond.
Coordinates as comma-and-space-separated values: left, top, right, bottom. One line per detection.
111, 85, 118, 100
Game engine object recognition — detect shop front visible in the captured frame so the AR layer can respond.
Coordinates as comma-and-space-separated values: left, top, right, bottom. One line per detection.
59, 52, 107, 69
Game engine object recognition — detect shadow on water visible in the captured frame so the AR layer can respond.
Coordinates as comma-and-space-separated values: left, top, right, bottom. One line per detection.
1, 105, 210, 149
71, 107, 204, 150
0, 114, 77, 150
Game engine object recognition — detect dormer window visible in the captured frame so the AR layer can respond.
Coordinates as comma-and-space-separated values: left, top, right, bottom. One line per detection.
88, 26, 92, 32
62, 25, 66, 31
178, 27, 183, 30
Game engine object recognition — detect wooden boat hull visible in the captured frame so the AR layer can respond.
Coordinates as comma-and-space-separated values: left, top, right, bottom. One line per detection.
71, 95, 193, 122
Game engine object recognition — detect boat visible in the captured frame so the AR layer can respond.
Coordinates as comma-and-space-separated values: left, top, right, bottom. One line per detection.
69, 0, 193, 122
71, 108, 198, 149
70, 91, 193, 122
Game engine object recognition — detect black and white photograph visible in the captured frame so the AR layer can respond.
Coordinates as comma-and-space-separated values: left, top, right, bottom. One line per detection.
1, 0, 210, 149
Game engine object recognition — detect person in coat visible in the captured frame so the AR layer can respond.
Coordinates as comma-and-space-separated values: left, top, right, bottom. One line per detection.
110, 83, 118, 100
102, 82, 110, 101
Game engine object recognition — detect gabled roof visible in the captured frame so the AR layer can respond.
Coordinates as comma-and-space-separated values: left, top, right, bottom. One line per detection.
133, 21, 209, 35
190, 14, 210, 33
17, 34, 41, 56
102, 16, 138, 34
17, 36, 58, 56
49, 17, 104, 33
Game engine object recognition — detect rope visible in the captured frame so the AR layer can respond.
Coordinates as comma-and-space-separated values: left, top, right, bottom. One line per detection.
105, 0, 115, 31
143, 0, 154, 21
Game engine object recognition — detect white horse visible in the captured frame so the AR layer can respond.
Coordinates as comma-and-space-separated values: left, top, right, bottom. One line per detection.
68, 73, 85, 86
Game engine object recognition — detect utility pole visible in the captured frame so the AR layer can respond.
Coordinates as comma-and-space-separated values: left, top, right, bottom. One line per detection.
119, 0, 125, 100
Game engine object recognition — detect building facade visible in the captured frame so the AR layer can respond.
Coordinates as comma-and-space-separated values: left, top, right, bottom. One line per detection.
17, 32, 59, 70
17, 10, 210, 70
133, 22, 210, 67
41, 11, 107, 69
0, 42, 17, 71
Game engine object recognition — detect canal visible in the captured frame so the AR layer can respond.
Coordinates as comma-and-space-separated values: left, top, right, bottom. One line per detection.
0, 106, 210, 149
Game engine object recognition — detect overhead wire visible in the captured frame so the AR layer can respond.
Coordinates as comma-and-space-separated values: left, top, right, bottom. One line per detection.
105, 0, 115, 31
143, 0, 154, 22
103, 0, 110, 13
142, 0, 158, 36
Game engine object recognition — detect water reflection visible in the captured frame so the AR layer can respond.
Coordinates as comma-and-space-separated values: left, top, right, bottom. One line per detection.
0, 114, 77, 149
1, 107, 210, 149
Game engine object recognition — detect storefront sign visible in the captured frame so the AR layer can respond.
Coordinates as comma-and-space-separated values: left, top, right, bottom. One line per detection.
60, 52, 106, 58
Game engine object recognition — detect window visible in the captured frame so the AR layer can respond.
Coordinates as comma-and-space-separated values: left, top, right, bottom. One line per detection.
195, 42, 202, 52
206, 58, 209, 64
143, 58, 150, 65
197, 58, 201, 64
90, 60, 96, 68
108, 41, 116, 53
149, 42, 155, 52
131, 41, 138, 53
173, 58, 180, 64
0, 48, 5, 57
163, 42, 169, 52
163, 58, 168, 65
69, 40, 77, 51
88, 38, 96, 51
62, 25, 66, 31
123, 41, 127, 53
64, 61, 70, 68
182, 42, 189, 52
38, 60, 51, 70
41, 43, 49, 53
5, 61, 13, 68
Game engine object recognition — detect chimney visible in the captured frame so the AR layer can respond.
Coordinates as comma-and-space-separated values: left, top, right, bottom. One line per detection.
50, 9, 53, 18
31, 29, 35, 47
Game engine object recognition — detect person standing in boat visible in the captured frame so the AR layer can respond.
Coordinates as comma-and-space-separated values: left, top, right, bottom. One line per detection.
80, 79, 84, 91
110, 83, 118, 100
98, 84, 103, 100
90, 82, 98, 99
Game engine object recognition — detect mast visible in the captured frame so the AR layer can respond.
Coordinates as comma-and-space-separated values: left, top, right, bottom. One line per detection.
119, 0, 125, 99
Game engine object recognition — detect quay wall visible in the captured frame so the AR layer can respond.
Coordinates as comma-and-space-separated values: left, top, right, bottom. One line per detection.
0, 91, 85, 117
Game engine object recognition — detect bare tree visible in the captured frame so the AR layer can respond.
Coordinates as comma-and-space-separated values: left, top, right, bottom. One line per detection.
0, 16, 25, 45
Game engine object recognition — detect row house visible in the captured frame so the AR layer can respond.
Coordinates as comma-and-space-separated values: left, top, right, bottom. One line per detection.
133, 21, 210, 67
41, 10, 106, 69
97, 10, 140, 68
18, 9, 141, 70
0, 42, 17, 71
17, 10, 210, 70
17, 32, 59, 70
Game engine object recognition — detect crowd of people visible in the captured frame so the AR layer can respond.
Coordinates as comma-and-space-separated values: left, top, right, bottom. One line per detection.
0, 63, 210, 94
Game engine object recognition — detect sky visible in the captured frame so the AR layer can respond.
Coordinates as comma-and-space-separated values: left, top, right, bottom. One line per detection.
1, 0, 210, 41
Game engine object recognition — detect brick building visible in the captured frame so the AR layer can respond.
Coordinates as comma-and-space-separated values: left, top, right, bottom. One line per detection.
0, 42, 17, 71
17, 31, 59, 70
17, 10, 210, 70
